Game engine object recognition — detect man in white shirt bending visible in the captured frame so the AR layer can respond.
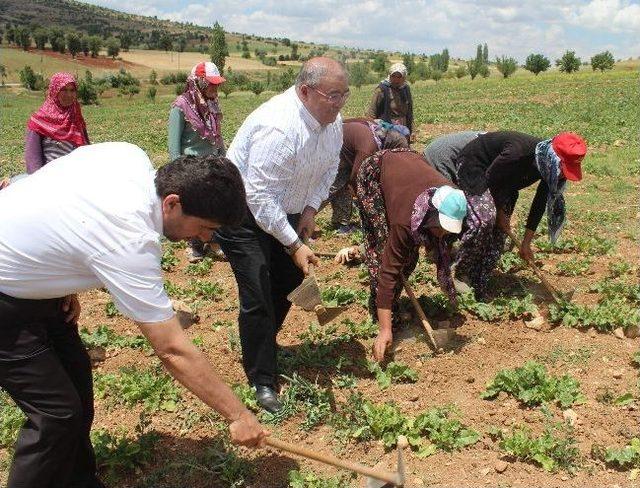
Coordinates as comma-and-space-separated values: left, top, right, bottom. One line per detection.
0, 143, 268, 488
218, 57, 349, 413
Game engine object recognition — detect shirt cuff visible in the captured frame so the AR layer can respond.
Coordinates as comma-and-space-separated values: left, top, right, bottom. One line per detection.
275, 224, 299, 247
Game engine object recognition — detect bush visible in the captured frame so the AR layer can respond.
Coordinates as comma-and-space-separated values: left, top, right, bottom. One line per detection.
160, 71, 188, 85
120, 85, 140, 98
19, 65, 44, 91
496, 56, 517, 78
455, 64, 467, 78
591, 50, 615, 72
102, 68, 139, 88
556, 51, 581, 73
105, 37, 121, 59
78, 78, 99, 104
175, 82, 185, 95
146, 86, 157, 102
149, 70, 157, 85
249, 81, 264, 96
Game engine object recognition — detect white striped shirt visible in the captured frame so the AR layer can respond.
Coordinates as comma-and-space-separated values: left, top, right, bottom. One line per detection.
227, 86, 343, 246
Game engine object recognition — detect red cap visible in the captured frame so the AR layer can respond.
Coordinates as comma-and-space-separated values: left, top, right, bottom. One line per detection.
552, 132, 587, 181
191, 61, 226, 85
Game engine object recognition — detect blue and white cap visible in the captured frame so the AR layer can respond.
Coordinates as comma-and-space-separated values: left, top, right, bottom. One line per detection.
432, 186, 467, 234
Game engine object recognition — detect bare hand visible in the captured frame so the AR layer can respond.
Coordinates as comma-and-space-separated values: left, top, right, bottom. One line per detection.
229, 411, 269, 448
296, 206, 317, 242
61, 294, 81, 324
372, 329, 393, 363
334, 246, 359, 265
518, 243, 535, 263
292, 244, 319, 275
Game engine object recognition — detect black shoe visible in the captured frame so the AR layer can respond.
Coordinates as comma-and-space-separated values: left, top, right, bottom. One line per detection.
254, 384, 282, 413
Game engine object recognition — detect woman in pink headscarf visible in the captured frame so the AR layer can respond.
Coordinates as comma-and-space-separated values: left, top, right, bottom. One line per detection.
24, 72, 90, 173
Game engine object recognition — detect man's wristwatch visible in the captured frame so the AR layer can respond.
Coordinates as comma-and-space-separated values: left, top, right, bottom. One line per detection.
285, 238, 303, 256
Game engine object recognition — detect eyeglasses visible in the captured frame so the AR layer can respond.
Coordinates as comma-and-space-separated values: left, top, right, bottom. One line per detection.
309, 86, 350, 105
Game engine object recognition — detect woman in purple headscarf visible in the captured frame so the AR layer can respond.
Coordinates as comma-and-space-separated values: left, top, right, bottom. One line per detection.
168, 61, 227, 262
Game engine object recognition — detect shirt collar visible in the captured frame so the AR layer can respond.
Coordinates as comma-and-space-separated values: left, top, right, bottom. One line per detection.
290, 86, 322, 133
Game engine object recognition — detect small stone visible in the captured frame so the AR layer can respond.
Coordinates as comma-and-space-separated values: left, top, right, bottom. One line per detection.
415, 360, 423, 368
466, 377, 476, 384
412, 478, 425, 486
409, 394, 420, 402
613, 327, 625, 340
476, 337, 486, 345
480, 467, 491, 476
625, 326, 640, 339
173, 300, 199, 329
525, 316, 545, 331
563, 409, 578, 426
494, 460, 509, 473
561, 475, 569, 481
613, 370, 624, 379
588, 328, 597, 338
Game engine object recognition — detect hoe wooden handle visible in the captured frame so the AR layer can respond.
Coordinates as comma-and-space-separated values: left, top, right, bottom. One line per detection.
401, 277, 440, 351
265, 437, 401, 485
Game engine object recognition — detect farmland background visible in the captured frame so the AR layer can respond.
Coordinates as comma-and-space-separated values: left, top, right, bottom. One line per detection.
1, 44, 639, 488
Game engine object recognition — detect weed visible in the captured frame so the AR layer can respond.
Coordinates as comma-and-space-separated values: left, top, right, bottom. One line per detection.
164, 279, 224, 301
211, 319, 233, 331
549, 297, 640, 331
366, 360, 418, 390
538, 346, 593, 367
608, 261, 633, 277
0, 391, 24, 448
227, 329, 241, 353
321, 285, 368, 307
160, 247, 179, 272
481, 361, 585, 408
288, 469, 353, 488
80, 324, 149, 351
283, 373, 334, 430
95, 366, 182, 412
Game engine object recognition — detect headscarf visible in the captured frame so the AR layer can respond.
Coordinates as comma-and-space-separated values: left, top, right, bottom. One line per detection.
368, 119, 410, 149
535, 139, 567, 243
172, 74, 222, 146
410, 187, 457, 305
27, 72, 88, 147
386, 63, 408, 82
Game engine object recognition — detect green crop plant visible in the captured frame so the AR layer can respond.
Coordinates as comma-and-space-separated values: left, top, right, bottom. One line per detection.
341, 317, 378, 339
94, 366, 182, 412
411, 406, 480, 456
493, 421, 581, 473
555, 257, 592, 276
160, 246, 179, 272
459, 293, 538, 322
80, 324, 149, 351
604, 438, 640, 478
549, 297, 640, 332
498, 251, 525, 273
481, 361, 585, 408
321, 285, 368, 307
104, 300, 121, 318
366, 360, 418, 390
185, 257, 214, 276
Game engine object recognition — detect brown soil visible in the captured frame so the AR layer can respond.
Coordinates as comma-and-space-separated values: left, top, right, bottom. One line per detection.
16, 46, 146, 70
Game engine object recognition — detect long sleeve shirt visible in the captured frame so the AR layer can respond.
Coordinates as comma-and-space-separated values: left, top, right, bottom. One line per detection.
377, 151, 453, 309
456, 131, 547, 232
24, 129, 89, 174
227, 87, 342, 246
341, 118, 380, 189
167, 107, 224, 161
423, 131, 482, 183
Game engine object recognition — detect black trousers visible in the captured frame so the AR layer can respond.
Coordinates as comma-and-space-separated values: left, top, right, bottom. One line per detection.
215, 213, 303, 387
0, 292, 98, 488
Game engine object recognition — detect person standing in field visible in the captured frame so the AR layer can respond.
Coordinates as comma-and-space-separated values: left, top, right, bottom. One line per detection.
353, 148, 467, 362
216, 57, 348, 413
24, 72, 90, 173
169, 61, 227, 263
0, 143, 268, 488
325, 118, 410, 235
367, 63, 414, 138
453, 131, 587, 296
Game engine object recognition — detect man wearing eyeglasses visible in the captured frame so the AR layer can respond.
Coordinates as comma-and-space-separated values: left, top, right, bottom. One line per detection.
216, 57, 349, 413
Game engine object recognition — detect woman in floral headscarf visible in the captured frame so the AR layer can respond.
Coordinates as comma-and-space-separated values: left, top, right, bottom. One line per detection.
24, 72, 90, 173
168, 61, 227, 262
453, 131, 587, 297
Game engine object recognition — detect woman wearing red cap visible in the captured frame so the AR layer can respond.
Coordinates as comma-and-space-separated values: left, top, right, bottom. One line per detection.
24, 72, 90, 173
453, 131, 587, 296
169, 61, 227, 262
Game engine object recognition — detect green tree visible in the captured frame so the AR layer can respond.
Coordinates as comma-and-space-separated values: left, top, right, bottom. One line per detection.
159, 33, 172, 52
5, 26, 15, 45
467, 59, 479, 80
371, 53, 388, 75
431, 69, 443, 82
88, 36, 102, 58
556, 50, 581, 73
80, 35, 89, 57
19, 65, 44, 90
209, 22, 228, 73
177, 36, 187, 53
455, 64, 467, 79
106, 37, 120, 59
0, 64, 6, 85
401, 53, 415, 74
49, 28, 66, 53
66, 32, 82, 59
442, 48, 450, 72
120, 32, 132, 52
16, 27, 31, 51
348, 61, 370, 89
495, 56, 517, 78
482, 43, 489, 64
524, 53, 550, 75
77, 71, 99, 105
33, 28, 48, 50
219, 81, 235, 98
591, 50, 614, 72
291, 43, 299, 60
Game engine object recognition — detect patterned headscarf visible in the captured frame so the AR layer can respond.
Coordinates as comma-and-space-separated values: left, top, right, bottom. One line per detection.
172, 74, 223, 146
368, 119, 410, 149
27, 72, 88, 147
535, 139, 567, 243
386, 63, 408, 81
410, 187, 457, 305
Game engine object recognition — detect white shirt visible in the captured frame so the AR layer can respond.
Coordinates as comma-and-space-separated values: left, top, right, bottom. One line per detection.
227, 86, 343, 246
0, 142, 174, 323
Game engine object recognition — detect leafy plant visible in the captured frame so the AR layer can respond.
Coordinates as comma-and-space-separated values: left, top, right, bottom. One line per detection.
288, 469, 353, 488
186, 257, 214, 276
459, 293, 538, 322
283, 373, 334, 430
321, 285, 367, 307
481, 361, 585, 408
366, 360, 418, 390
160, 247, 179, 271
232, 384, 259, 412
105, 300, 122, 318
549, 297, 640, 331
498, 251, 524, 273
605, 438, 640, 472
80, 324, 148, 350
0, 391, 24, 448
494, 421, 581, 472
412, 406, 480, 455
95, 366, 182, 412
341, 317, 377, 339
555, 258, 591, 276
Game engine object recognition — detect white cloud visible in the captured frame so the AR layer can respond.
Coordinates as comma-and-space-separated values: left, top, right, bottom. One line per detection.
82, 0, 640, 60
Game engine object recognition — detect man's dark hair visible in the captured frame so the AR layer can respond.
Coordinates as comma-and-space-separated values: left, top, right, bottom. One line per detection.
155, 155, 246, 226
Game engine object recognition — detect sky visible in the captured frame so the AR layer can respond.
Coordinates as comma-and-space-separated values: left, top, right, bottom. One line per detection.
82, 0, 639, 61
